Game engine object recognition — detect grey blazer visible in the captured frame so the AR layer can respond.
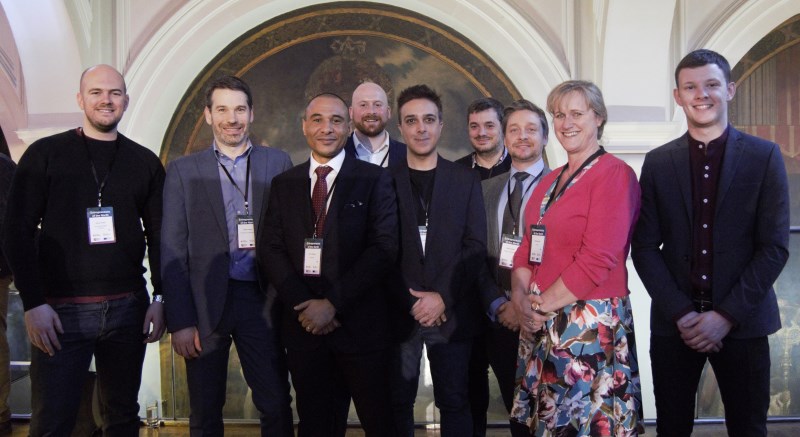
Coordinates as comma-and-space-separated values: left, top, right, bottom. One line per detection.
478, 165, 550, 311
160, 145, 292, 337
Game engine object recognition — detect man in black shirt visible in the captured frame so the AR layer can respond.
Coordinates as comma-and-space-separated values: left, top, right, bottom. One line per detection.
2, 64, 165, 436
454, 97, 511, 180
389, 84, 487, 437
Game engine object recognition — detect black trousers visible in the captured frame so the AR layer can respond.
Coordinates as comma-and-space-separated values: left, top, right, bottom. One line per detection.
288, 345, 394, 437
468, 320, 519, 436
185, 281, 293, 437
650, 334, 770, 437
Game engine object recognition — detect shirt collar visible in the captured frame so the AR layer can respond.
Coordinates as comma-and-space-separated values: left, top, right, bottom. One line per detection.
309, 148, 346, 177
509, 158, 544, 179
687, 124, 730, 153
353, 131, 390, 157
213, 140, 253, 162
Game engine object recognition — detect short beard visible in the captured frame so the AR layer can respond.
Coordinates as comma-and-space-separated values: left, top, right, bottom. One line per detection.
89, 119, 119, 133
354, 118, 387, 137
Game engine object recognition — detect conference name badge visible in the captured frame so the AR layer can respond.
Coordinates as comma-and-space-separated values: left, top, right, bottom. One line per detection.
499, 234, 522, 269
418, 226, 427, 255
236, 214, 256, 250
529, 224, 546, 264
87, 207, 116, 245
303, 238, 323, 276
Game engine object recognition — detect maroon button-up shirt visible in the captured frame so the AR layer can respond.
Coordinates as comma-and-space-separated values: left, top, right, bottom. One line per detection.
681, 126, 735, 322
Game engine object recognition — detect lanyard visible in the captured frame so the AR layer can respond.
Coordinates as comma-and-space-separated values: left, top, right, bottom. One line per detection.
312, 176, 338, 237
79, 128, 120, 207
505, 168, 544, 235
410, 178, 432, 227
217, 152, 251, 215
542, 147, 606, 215
378, 150, 390, 168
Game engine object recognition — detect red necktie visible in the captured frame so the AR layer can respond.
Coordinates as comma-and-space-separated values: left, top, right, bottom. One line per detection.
312, 166, 333, 235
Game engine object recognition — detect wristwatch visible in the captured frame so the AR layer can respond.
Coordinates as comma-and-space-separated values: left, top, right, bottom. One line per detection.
153, 294, 165, 304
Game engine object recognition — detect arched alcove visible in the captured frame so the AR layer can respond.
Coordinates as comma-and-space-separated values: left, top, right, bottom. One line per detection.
123, 0, 568, 163
160, 2, 522, 165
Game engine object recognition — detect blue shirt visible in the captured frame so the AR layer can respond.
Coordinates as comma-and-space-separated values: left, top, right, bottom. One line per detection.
214, 142, 256, 281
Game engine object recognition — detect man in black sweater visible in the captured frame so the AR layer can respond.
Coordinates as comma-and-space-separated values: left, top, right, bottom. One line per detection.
0, 153, 14, 436
2, 64, 165, 436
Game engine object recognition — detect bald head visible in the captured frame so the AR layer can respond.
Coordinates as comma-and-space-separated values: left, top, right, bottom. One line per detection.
80, 64, 127, 94
350, 82, 391, 138
76, 64, 129, 139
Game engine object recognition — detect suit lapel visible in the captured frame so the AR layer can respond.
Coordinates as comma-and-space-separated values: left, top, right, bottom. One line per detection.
669, 136, 693, 223
388, 138, 407, 168
716, 128, 743, 215
197, 149, 229, 242
426, 156, 451, 256
485, 176, 505, 257
323, 154, 356, 238
394, 163, 425, 257
296, 161, 315, 238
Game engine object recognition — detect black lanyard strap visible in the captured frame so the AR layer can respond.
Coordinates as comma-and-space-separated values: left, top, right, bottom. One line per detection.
79, 128, 120, 207
217, 152, 252, 214
378, 150, 390, 168
410, 178, 432, 227
543, 146, 606, 214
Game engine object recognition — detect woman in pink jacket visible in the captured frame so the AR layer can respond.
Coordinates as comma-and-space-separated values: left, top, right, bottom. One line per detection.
509, 80, 644, 436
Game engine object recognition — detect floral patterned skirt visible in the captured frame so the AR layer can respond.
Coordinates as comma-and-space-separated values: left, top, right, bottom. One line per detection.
510, 296, 644, 436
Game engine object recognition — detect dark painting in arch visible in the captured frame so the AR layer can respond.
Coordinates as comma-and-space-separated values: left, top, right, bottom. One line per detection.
161, 1, 522, 166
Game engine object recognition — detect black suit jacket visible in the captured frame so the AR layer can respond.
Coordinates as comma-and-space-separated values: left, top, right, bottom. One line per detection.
388, 156, 487, 341
344, 134, 407, 168
260, 152, 398, 353
632, 127, 789, 338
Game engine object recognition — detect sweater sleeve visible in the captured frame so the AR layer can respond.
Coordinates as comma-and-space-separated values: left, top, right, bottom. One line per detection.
2, 143, 49, 310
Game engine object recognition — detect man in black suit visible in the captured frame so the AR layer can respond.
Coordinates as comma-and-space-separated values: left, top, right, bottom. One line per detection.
161, 76, 293, 436
632, 49, 790, 436
344, 82, 406, 167
389, 84, 487, 437
454, 97, 511, 179
260, 93, 398, 437
474, 99, 551, 434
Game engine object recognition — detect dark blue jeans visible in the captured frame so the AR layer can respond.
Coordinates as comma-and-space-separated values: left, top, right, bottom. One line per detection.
651, 334, 770, 437
184, 280, 292, 437
29, 290, 149, 437
391, 326, 472, 437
